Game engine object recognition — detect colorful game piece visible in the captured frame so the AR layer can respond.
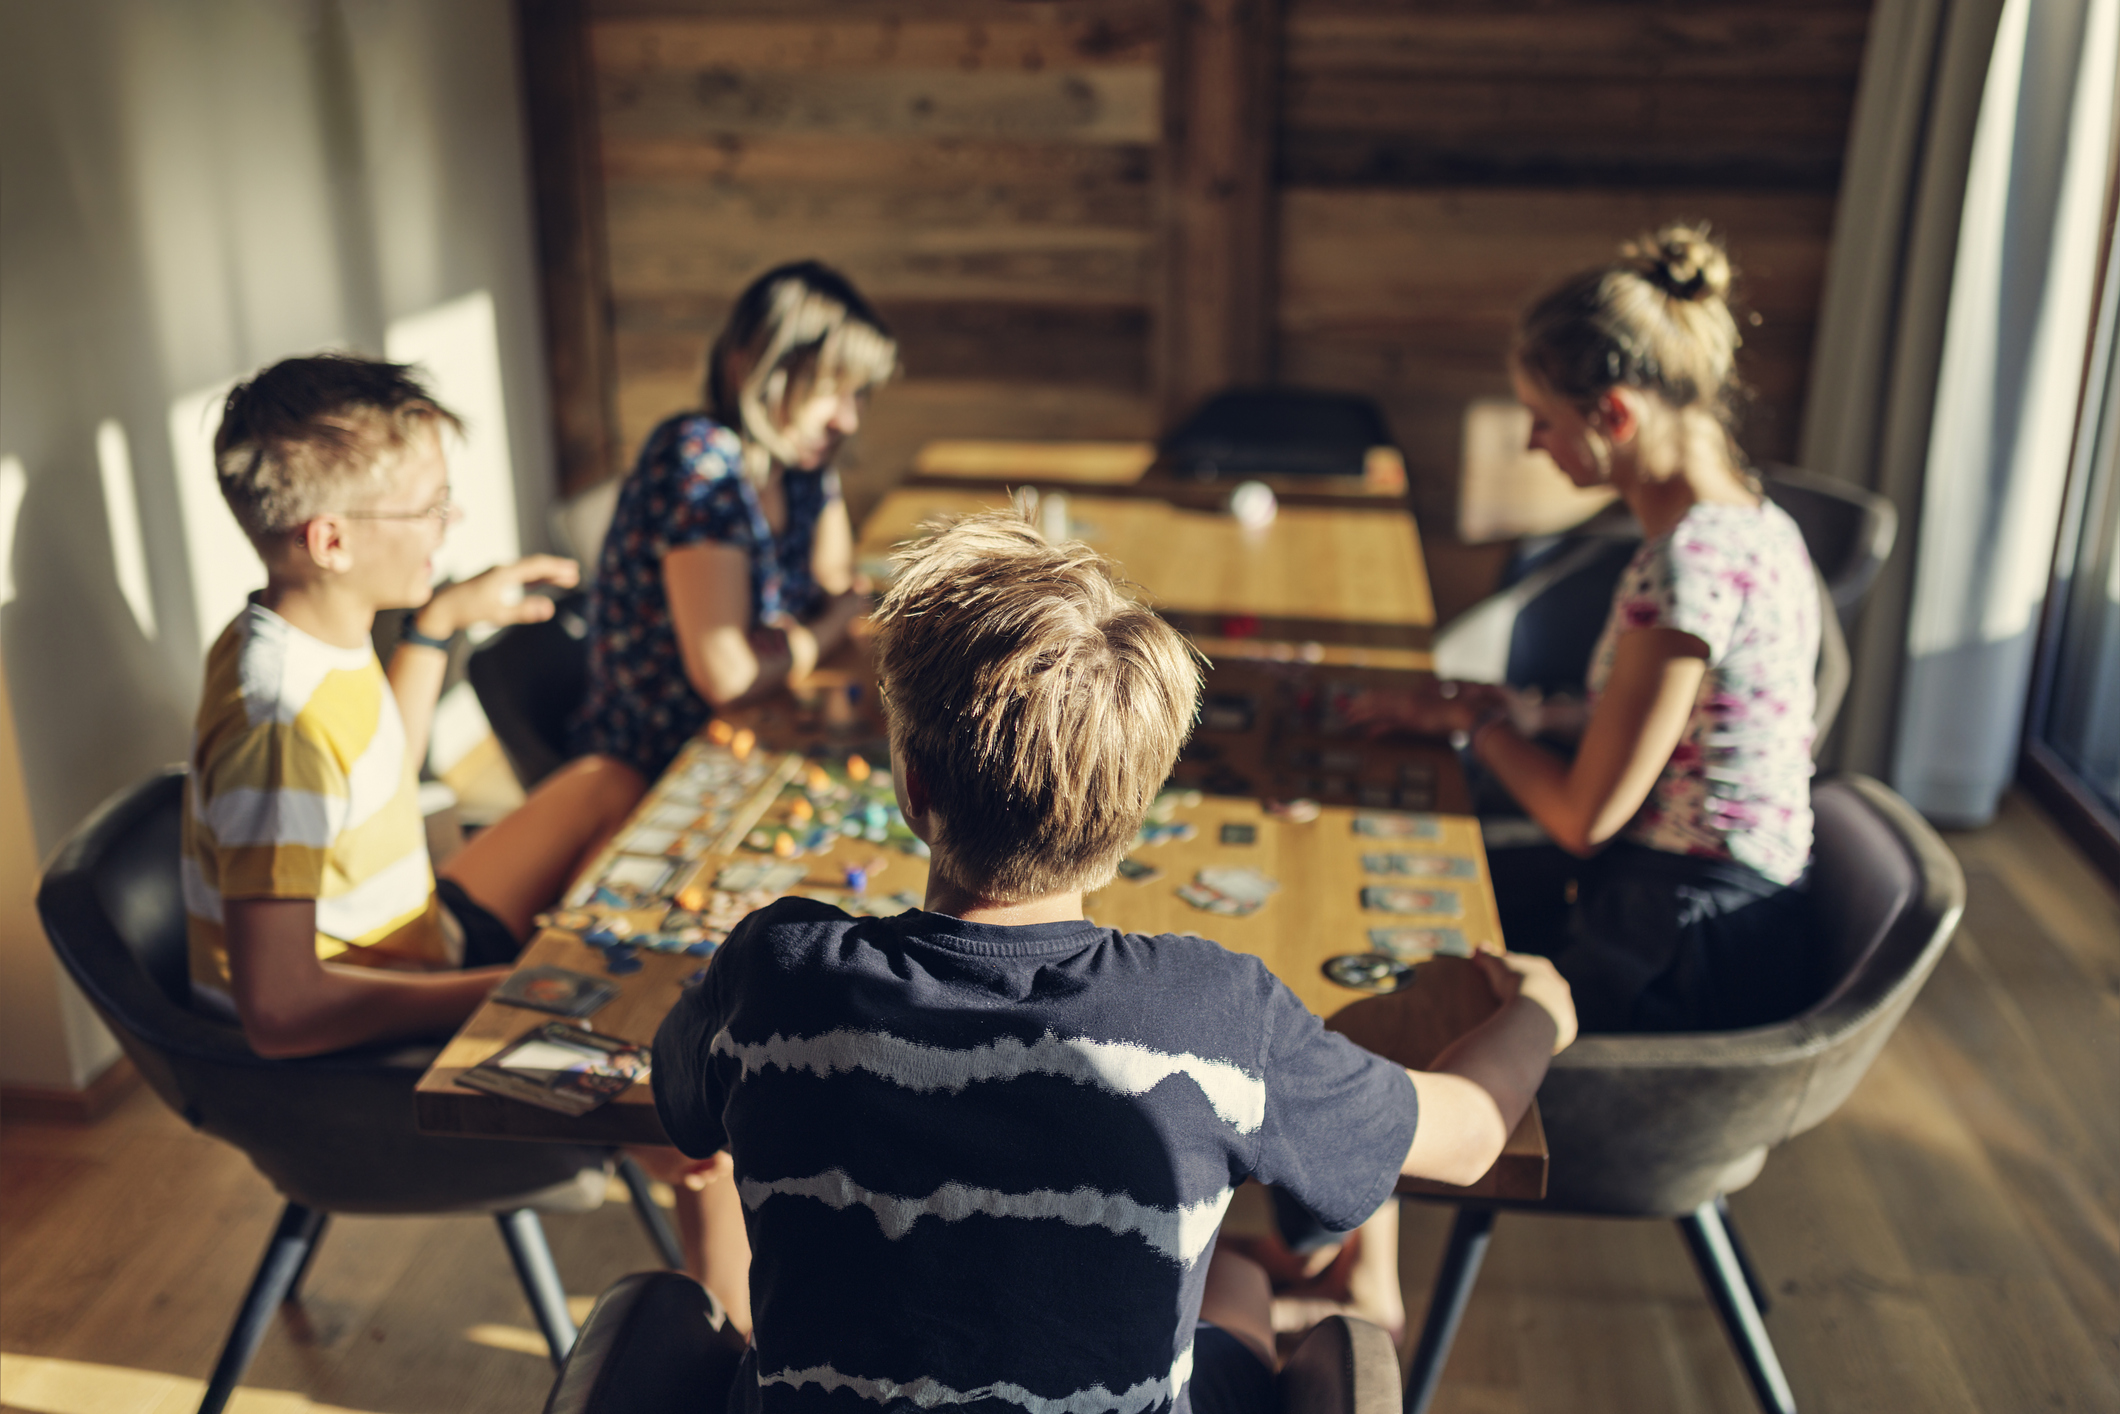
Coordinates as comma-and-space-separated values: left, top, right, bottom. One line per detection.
846, 754, 871, 782
601, 950, 644, 976
706, 719, 735, 746
731, 727, 757, 759
789, 797, 814, 824
773, 831, 798, 857
806, 763, 832, 793
1359, 885, 1463, 916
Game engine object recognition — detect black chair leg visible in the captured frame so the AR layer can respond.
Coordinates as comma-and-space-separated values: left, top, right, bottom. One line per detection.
197, 1202, 326, 1414
283, 1213, 330, 1304
496, 1208, 577, 1367
1680, 1202, 1797, 1414
616, 1153, 687, 1270
1716, 1195, 1772, 1314
1404, 1206, 1496, 1414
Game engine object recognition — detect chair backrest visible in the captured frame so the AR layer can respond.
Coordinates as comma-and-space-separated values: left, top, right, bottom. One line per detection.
544, 1271, 743, 1414
1530, 774, 1964, 1215
1759, 466, 1898, 627
468, 593, 591, 789
1159, 388, 1394, 480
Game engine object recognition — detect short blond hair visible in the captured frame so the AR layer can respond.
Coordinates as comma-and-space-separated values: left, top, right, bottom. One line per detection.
872, 511, 1202, 900
214, 355, 460, 544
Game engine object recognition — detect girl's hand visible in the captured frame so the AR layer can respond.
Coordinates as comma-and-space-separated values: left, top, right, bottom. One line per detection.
1344, 680, 1505, 738
1470, 949, 1579, 1054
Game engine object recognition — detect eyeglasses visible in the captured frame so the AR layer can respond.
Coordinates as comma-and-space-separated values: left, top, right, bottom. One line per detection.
340, 490, 459, 525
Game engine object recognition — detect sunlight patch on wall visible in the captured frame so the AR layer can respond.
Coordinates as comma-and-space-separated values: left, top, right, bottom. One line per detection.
0, 455, 25, 609
387, 291, 520, 622
168, 378, 264, 652
96, 420, 158, 640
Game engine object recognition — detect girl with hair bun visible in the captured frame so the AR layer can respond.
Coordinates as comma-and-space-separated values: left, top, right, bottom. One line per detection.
571, 260, 898, 783
1355, 225, 1824, 1035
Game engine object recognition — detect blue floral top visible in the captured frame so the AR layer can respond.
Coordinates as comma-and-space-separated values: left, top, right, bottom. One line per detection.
570, 414, 839, 777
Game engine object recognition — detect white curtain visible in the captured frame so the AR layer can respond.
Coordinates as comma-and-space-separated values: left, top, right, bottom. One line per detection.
1801, 0, 2120, 826
1893, 0, 2118, 825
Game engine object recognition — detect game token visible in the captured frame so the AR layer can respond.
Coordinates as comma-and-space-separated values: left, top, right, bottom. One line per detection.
773, 832, 798, 857
1359, 885, 1462, 916
806, 763, 832, 793
707, 720, 735, 746
1219, 823, 1257, 846
1368, 927, 1473, 960
602, 950, 644, 976
1322, 954, 1415, 994
847, 754, 871, 782
731, 728, 756, 760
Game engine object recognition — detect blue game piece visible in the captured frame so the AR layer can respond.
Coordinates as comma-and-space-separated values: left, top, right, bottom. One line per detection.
683, 940, 717, 957
603, 950, 644, 976
583, 927, 624, 947
591, 886, 627, 908
844, 866, 869, 893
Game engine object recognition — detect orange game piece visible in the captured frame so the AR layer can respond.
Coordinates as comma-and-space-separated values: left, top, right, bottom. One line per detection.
732, 728, 756, 759
706, 720, 734, 746
773, 832, 797, 857
676, 882, 708, 912
789, 797, 815, 824
806, 764, 831, 793
847, 754, 871, 782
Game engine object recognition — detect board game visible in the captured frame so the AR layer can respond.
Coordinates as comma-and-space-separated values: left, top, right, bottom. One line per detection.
1167, 659, 1471, 813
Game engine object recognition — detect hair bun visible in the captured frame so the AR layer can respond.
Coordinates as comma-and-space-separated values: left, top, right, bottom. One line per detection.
1623, 224, 1731, 304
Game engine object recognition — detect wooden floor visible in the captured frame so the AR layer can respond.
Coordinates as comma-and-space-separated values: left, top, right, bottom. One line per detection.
3, 790, 2116, 1414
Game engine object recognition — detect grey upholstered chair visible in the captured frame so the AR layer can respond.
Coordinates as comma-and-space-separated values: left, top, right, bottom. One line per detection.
35, 767, 680, 1414
1404, 774, 1966, 1414
545, 1271, 1401, 1414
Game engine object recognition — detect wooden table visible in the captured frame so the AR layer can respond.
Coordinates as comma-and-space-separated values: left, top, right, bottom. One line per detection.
415, 749, 1544, 1200
857, 486, 1435, 654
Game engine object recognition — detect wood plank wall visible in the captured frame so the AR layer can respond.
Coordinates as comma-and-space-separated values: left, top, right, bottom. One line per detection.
578, 0, 1163, 508
1277, 0, 1871, 525
539, 1, 1871, 531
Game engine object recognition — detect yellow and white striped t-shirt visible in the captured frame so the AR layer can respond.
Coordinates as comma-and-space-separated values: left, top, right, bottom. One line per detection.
184, 600, 451, 1009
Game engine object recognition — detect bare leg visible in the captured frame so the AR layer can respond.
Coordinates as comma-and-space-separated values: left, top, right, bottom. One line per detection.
1201, 1244, 1277, 1373
440, 754, 646, 939
629, 1146, 754, 1339
1267, 1202, 1405, 1343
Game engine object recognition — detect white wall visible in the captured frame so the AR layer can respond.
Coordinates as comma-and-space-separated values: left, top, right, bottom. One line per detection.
0, 0, 559, 1089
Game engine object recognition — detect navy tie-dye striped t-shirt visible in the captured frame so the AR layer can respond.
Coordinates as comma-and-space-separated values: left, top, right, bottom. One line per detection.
652, 898, 1419, 1414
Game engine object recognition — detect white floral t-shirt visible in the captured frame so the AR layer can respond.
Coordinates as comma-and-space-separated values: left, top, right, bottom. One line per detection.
1586, 500, 1819, 885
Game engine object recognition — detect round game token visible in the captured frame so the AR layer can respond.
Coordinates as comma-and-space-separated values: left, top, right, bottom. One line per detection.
1322, 953, 1416, 994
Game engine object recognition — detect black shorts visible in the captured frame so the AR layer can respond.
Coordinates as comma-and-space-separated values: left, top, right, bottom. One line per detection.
1191, 1321, 1277, 1414
435, 877, 524, 969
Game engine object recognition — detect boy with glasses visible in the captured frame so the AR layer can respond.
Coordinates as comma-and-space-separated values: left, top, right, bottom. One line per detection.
186, 354, 750, 1322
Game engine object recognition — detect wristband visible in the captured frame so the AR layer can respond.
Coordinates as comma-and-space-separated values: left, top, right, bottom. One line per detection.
399, 620, 452, 653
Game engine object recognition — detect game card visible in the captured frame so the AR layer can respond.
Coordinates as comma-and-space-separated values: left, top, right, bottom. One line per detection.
1219, 822, 1257, 845
456, 1023, 650, 1116
1115, 856, 1162, 883
1359, 885, 1462, 916
1367, 927, 1474, 961
714, 860, 808, 894
1198, 867, 1278, 908
1361, 853, 1477, 879
492, 966, 619, 1018
601, 855, 675, 894
1352, 812, 1443, 840
642, 802, 703, 831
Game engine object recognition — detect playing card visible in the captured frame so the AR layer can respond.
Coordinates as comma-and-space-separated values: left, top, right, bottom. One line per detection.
1114, 856, 1162, 883
1361, 853, 1477, 879
1352, 812, 1443, 840
1367, 927, 1474, 961
1219, 823, 1257, 845
601, 855, 674, 894
1197, 867, 1278, 908
1360, 885, 1462, 916
714, 860, 808, 894
491, 966, 619, 1018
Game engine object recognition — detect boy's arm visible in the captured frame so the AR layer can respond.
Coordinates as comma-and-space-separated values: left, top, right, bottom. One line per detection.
388, 555, 579, 767
224, 897, 508, 1058
1399, 952, 1576, 1188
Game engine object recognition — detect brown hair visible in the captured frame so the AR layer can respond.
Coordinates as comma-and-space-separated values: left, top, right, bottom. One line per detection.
871, 511, 1203, 900
214, 354, 460, 544
1514, 224, 1746, 430
706, 261, 898, 480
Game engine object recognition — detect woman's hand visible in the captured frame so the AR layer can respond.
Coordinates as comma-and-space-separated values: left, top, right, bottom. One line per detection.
1344, 680, 1506, 738
416, 554, 579, 638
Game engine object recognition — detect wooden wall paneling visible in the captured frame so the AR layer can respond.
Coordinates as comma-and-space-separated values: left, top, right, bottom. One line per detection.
1156, 0, 1281, 427
518, 0, 622, 497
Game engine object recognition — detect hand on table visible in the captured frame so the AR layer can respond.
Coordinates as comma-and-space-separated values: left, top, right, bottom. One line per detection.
1471, 949, 1579, 1054
417, 555, 581, 638
1344, 680, 1507, 739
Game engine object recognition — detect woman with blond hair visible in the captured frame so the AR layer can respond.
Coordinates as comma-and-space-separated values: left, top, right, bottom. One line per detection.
1357, 224, 1824, 1035
571, 260, 898, 782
